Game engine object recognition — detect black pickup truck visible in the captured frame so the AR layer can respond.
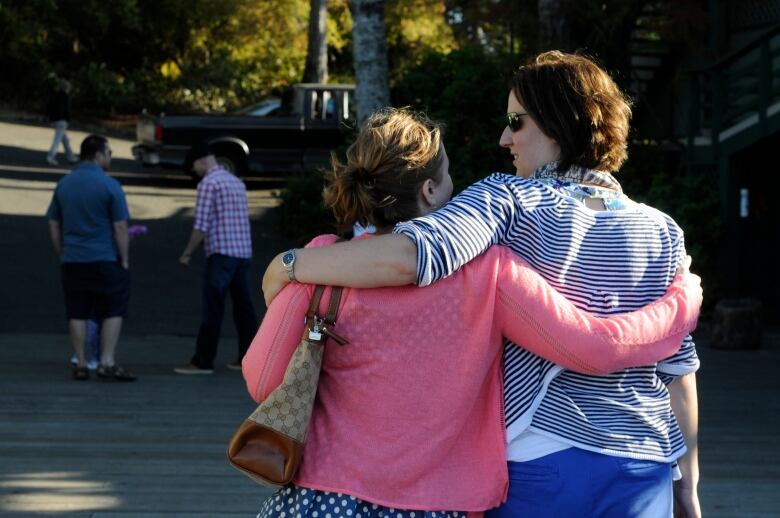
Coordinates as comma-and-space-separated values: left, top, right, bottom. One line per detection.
132, 83, 355, 176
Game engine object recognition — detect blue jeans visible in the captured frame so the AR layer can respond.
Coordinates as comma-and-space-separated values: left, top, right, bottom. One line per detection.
48, 120, 76, 161
486, 449, 672, 518
192, 254, 257, 369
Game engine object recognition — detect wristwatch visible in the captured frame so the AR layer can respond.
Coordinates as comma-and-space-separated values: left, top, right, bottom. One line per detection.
281, 249, 297, 282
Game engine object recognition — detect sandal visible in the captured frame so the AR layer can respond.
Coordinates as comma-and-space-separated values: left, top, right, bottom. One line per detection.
96, 364, 137, 382
72, 366, 89, 381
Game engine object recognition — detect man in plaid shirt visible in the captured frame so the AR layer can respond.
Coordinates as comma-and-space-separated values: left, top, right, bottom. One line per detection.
175, 143, 258, 374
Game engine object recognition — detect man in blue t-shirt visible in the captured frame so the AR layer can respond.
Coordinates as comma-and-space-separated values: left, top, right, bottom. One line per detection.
46, 135, 135, 381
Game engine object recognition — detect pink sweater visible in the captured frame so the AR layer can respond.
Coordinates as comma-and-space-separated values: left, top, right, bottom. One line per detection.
243, 234, 700, 511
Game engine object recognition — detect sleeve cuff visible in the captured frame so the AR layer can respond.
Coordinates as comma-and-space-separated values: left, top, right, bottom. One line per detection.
393, 222, 432, 287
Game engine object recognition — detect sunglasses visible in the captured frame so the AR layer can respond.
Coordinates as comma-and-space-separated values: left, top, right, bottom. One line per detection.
506, 112, 529, 132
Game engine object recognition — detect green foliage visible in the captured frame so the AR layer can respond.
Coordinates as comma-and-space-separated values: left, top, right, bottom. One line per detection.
0, 0, 322, 114
275, 172, 337, 246
71, 63, 136, 114
0, 0, 543, 116
0, 0, 56, 104
443, 0, 537, 54
386, 0, 457, 76
393, 46, 519, 191
620, 144, 721, 308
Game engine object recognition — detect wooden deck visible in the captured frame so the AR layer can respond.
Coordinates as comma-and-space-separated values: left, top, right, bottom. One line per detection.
0, 333, 273, 517
0, 329, 778, 517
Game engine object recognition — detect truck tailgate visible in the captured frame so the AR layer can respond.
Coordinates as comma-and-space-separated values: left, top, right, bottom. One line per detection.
136, 113, 158, 145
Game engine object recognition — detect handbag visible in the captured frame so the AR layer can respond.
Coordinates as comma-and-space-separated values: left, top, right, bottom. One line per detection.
227, 284, 347, 487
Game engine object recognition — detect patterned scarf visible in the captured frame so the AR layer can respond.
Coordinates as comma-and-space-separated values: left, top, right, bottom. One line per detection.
531, 161, 622, 192
530, 161, 631, 211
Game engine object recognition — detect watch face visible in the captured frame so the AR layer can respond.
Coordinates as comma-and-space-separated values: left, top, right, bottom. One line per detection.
282, 251, 294, 266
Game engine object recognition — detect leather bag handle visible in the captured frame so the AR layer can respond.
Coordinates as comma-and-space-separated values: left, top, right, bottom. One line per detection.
305, 285, 326, 326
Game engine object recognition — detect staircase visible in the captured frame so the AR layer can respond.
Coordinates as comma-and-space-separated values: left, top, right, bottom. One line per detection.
686, 24, 780, 164
627, 4, 671, 98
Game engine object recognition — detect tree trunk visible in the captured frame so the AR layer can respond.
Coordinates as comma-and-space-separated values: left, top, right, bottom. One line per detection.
351, 0, 391, 126
303, 0, 328, 83
537, 0, 569, 51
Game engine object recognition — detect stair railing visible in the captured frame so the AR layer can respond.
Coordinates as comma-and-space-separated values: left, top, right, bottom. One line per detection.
688, 23, 780, 162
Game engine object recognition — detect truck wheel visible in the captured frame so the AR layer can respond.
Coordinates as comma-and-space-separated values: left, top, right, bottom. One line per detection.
215, 151, 246, 176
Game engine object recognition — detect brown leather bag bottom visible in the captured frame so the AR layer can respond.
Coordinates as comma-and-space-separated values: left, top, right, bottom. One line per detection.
227, 419, 304, 486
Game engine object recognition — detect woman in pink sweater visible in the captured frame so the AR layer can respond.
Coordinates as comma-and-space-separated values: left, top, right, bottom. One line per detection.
243, 109, 701, 518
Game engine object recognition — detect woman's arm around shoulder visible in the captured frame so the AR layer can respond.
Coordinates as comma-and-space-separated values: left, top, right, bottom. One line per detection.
262, 174, 527, 304
493, 248, 703, 374
393, 174, 524, 286
263, 233, 417, 306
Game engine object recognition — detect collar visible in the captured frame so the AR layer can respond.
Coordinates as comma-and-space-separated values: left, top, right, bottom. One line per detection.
72, 162, 105, 174
204, 164, 225, 177
531, 161, 622, 192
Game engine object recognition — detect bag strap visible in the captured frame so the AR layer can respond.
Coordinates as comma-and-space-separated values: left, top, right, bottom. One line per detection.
324, 287, 343, 325
320, 237, 345, 326
305, 285, 326, 326
304, 238, 347, 344
319, 287, 348, 346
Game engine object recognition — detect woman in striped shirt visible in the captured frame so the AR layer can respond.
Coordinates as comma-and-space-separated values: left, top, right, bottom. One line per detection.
263, 53, 701, 518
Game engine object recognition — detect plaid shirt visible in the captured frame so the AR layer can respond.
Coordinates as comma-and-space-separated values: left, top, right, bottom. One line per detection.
194, 166, 252, 258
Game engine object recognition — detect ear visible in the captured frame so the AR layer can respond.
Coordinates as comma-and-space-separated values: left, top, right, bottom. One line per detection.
420, 178, 437, 207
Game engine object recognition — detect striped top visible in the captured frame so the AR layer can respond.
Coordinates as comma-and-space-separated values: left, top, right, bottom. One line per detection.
394, 168, 700, 463
194, 166, 252, 258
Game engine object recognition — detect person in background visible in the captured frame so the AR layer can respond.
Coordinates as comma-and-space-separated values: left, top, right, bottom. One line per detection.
69, 225, 147, 370
46, 79, 77, 166
175, 143, 258, 375
47, 135, 135, 381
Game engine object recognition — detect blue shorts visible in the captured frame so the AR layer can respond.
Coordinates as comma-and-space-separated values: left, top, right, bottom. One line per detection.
486, 448, 673, 518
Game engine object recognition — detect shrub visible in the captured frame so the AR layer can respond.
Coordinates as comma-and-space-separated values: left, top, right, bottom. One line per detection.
620, 144, 721, 310
392, 46, 520, 191
275, 171, 336, 246
71, 63, 136, 115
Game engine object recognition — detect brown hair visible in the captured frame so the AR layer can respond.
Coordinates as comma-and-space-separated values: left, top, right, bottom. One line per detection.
323, 108, 444, 232
511, 51, 632, 172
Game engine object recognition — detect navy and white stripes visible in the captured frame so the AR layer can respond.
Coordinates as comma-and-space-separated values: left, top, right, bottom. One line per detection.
394, 172, 699, 463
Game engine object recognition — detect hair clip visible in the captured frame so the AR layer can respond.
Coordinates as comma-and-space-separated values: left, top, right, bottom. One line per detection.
376, 194, 396, 208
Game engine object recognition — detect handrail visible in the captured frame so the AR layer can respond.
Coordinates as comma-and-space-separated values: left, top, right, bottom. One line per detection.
686, 22, 780, 163
691, 23, 780, 73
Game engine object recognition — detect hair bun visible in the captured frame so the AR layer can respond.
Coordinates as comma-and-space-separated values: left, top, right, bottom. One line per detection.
353, 167, 375, 187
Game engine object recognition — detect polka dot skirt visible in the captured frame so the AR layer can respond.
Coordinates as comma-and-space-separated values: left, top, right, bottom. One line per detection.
257, 484, 465, 518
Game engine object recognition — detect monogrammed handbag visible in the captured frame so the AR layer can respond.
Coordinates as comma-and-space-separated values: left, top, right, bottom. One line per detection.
227, 285, 347, 487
